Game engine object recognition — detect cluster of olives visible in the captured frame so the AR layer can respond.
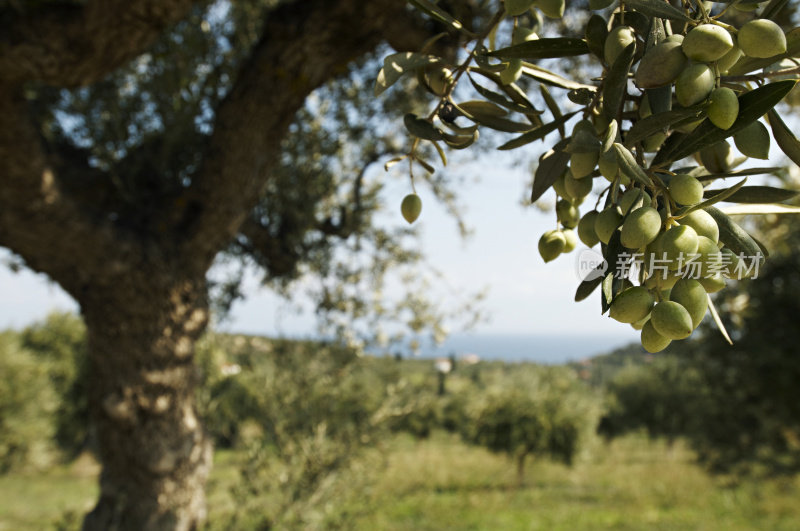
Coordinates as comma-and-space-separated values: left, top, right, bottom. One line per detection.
388, 0, 792, 353
538, 122, 762, 352
529, 7, 790, 351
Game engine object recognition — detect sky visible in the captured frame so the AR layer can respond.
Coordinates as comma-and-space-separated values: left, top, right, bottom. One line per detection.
0, 148, 639, 347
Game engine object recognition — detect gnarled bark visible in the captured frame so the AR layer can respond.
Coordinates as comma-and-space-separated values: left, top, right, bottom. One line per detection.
81, 270, 211, 531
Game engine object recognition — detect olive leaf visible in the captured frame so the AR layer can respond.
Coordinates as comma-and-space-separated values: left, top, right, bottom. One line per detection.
674, 178, 747, 216
653, 80, 796, 166
403, 113, 443, 141
521, 63, 595, 90
646, 85, 673, 115
458, 100, 508, 117
706, 206, 765, 264
575, 272, 605, 302
467, 76, 537, 115
539, 85, 565, 138
407, 0, 475, 36
602, 120, 618, 153
453, 99, 536, 132
601, 272, 614, 314
531, 138, 570, 203
603, 43, 635, 121
384, 156, 406, 172
441, 120, 479, 136
415, 156, 436, 174
626, 0, 693, 22
497, 111, 579, 150
601, 231, 627, 313
432, 141, 447, 166
707, 295, 733, 346
442, 130, 480, 149
645, 16, 666, 49
613, 143, 654, 187
625, 106, 706, 146
691, 167, 782, 180
487, 38, 590, 60
720, 204, 800, 215
585, 15, 608, 60
767, 110, 800, 168
761, 0, 790, 21
468, 67, 542, 114
704, 186, 800, 204
375, 52, 440, 96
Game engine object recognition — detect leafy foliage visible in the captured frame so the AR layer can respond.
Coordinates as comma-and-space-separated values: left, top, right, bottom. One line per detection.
380, 0, 800, 354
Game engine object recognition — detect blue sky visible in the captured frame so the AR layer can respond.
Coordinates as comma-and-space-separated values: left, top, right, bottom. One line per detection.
0, 150, 639, 346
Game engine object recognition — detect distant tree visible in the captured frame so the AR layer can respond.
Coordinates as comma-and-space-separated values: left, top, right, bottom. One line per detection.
0, 331, 59, 472
19, 313, 89, 457
598, 356, 701, 445
462, 366, 599, 485
680, 235, 800, 474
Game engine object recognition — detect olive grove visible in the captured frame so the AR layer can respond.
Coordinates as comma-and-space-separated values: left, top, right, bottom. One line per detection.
3, 0, 800, 528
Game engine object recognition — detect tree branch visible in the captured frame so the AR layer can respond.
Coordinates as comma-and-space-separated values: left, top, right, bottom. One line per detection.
177, 0, 421, 264
0, 87, 143, 296
0, 0, 196, 86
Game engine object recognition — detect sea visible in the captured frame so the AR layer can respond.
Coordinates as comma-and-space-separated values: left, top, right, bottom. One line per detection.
392, 333, 637, 365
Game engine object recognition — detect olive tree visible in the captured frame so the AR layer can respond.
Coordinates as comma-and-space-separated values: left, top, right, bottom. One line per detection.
0, 1, 484, 528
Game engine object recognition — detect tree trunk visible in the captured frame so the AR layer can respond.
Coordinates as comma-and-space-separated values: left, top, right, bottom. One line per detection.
80, 271, 212, 531
516, 453, 527, 488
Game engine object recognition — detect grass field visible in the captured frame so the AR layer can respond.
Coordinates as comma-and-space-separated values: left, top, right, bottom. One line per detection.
1, 433, 799, 530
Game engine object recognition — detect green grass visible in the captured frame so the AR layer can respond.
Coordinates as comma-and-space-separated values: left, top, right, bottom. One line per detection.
348, 432, 800, 531
2, 434, 800, 530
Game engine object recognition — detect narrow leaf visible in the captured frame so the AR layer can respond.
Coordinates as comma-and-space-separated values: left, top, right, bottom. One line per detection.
625, 106, 706, 146
646, 16, 666, 49
613, 143, 653, 187
432, 141, 447, 166
375, 52, 440, 96
626, 0, 693, 22
767, 109, 800, 168
706, 206, 764, 261
602, 272, 614, 313
603, 43, 635, 121
720, 203, 800, 215
468, 75, 536, 114
707, 295, 733, 346
468, 68, 543, 114
653, 81, 796, 166
646, 85, 673, 115
384, 156, 406, 172
761, 0, 790, 21
407, 0, 474, 35
442, 130, 479, 149
531, 138, 570, 203
704, 185, 799, 204
458, 100, 508, 117
521, 63, 595, 90
404, 113, 443, 141
585, 15, 608, 60
415, 156, 435, 174
540, 85, 565, 138
498, 111, 579, 150
602, 120, 618, 153
488, 38, 590, 60
575, 273, 604, 302
441, 120, 479, 136
675, 178, 747, 216
690, 167, 782, 180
